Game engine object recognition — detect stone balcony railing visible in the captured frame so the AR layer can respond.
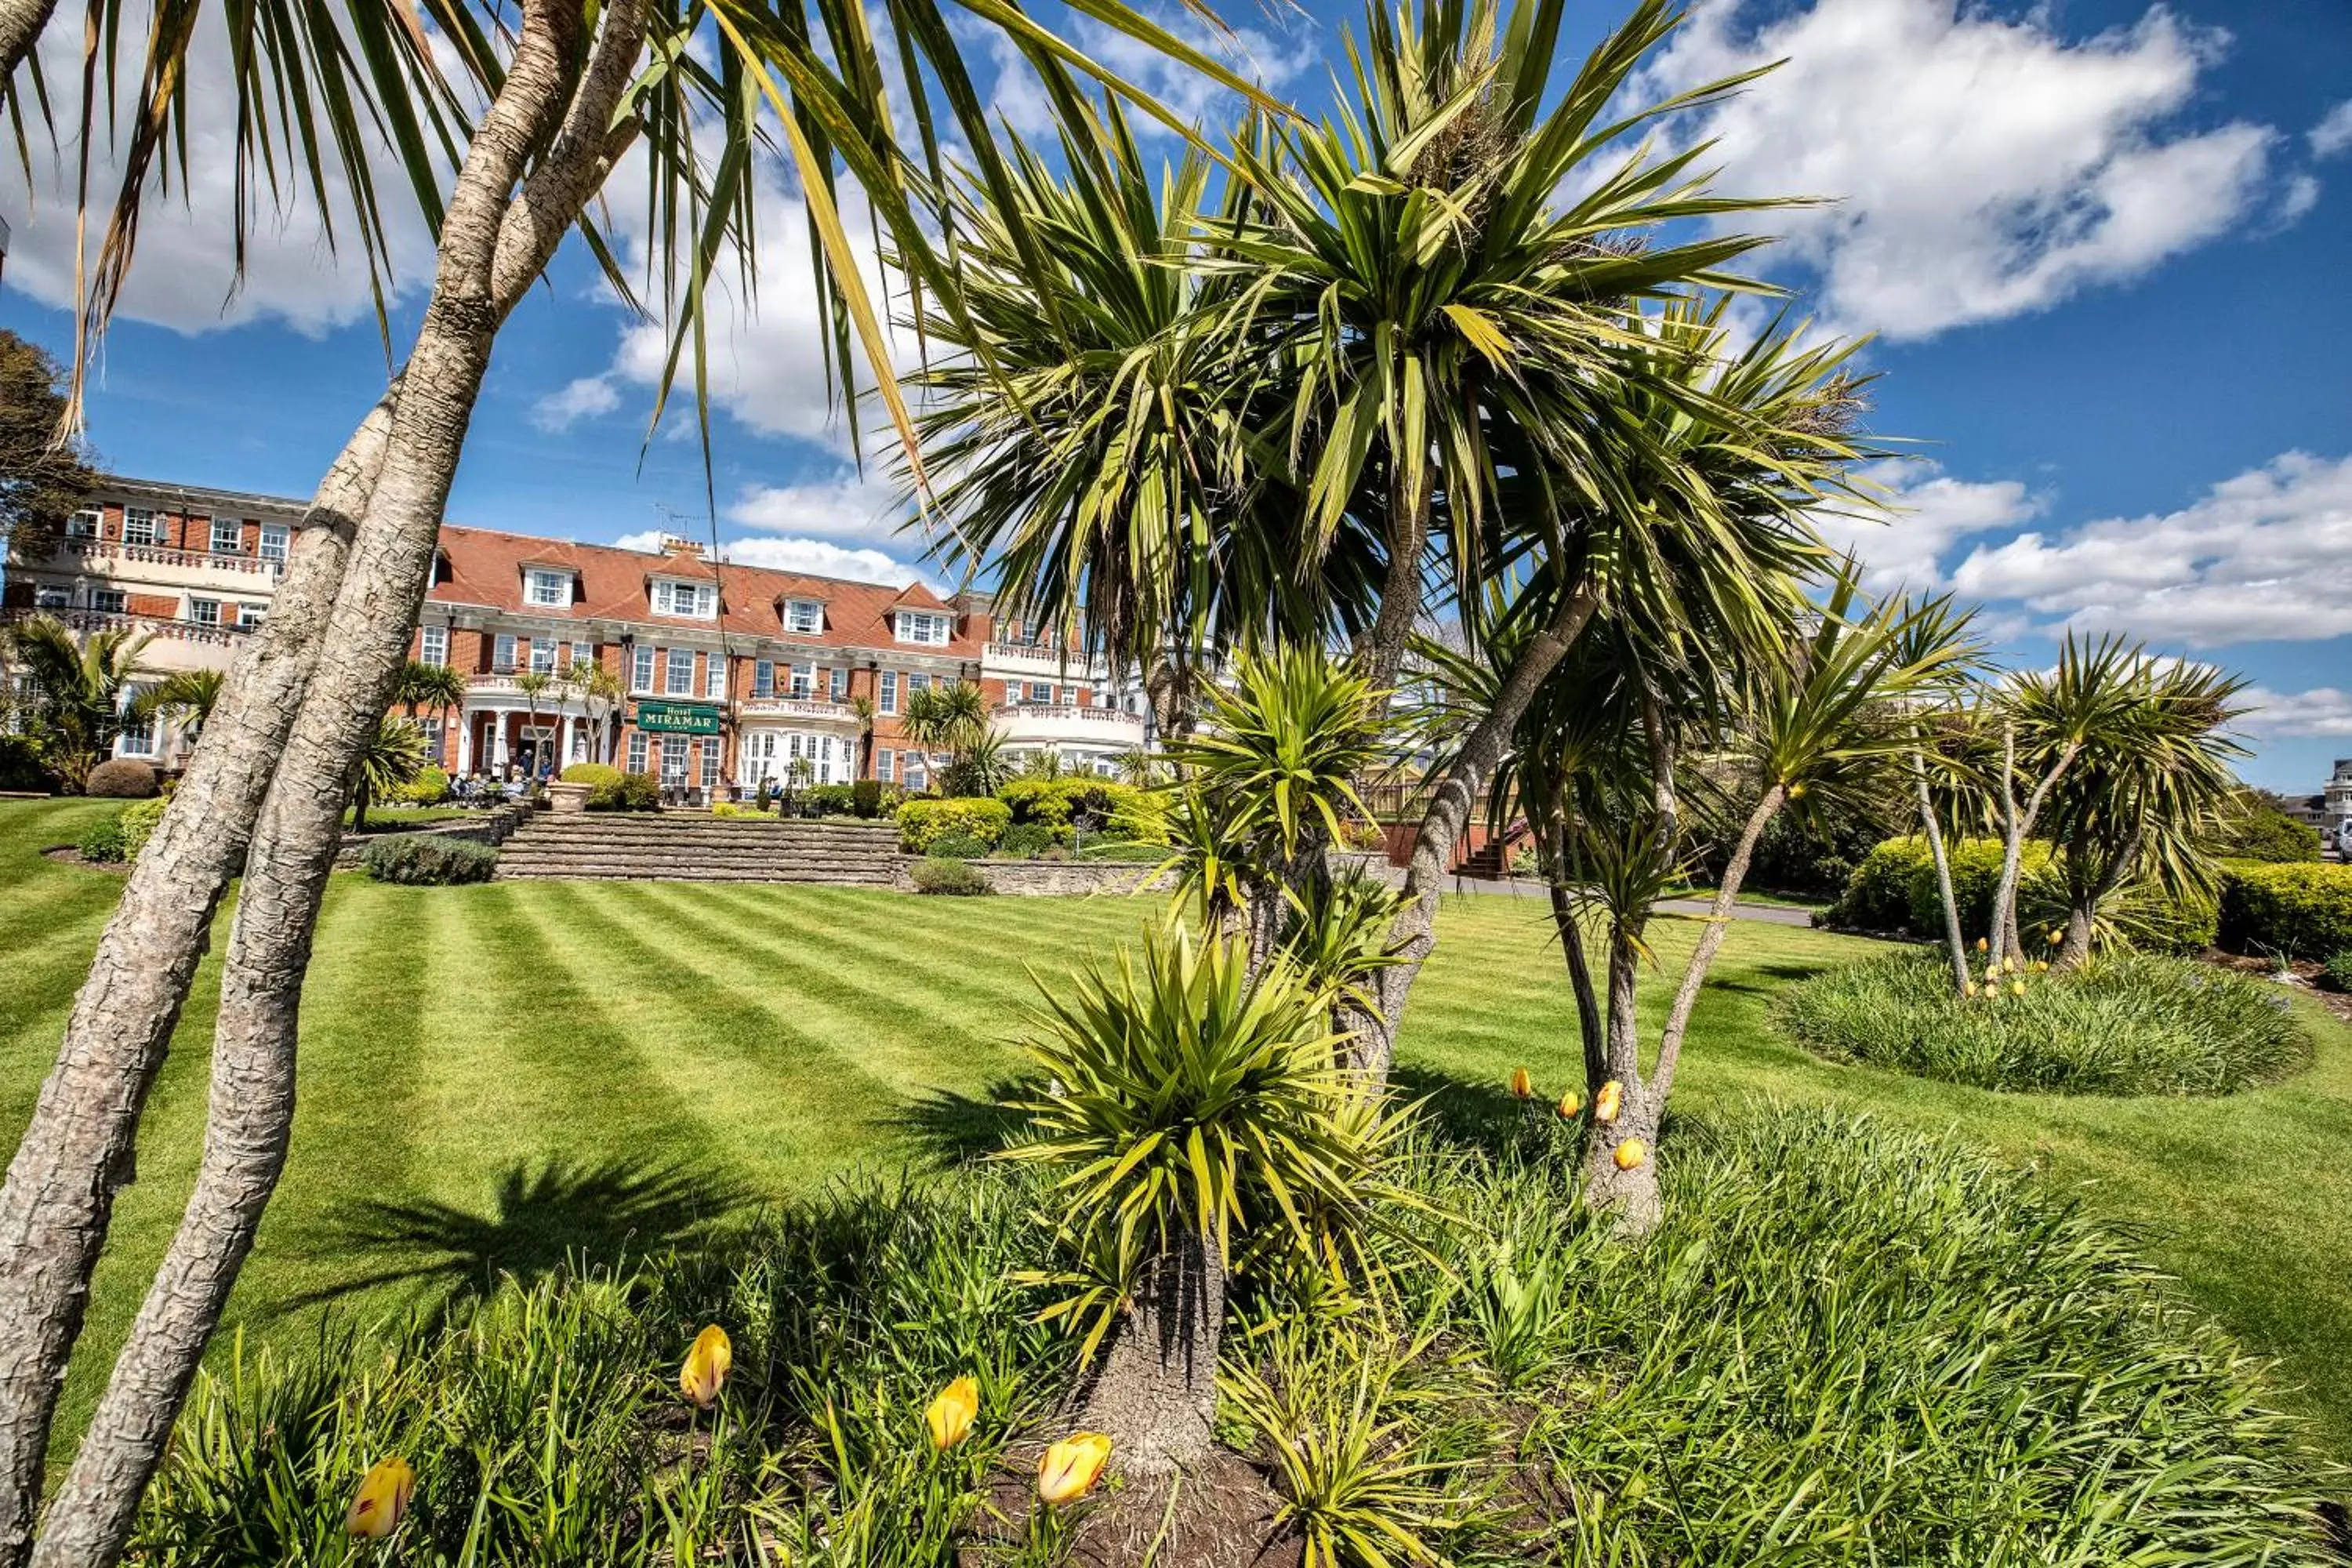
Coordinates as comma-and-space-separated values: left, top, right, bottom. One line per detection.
58, 538, 285, 577
0, 605, 244, 647
992, 702, 1146, 747
739, 696, 858, 723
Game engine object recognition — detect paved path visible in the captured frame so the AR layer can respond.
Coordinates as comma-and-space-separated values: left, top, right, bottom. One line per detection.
1440, 876, 1820, 927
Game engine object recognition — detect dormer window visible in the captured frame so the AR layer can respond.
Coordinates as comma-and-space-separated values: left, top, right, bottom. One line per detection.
526, 568, 572, 608
895, 609, 949, 646
654, 578, 717, 619
786, 598, 822, 635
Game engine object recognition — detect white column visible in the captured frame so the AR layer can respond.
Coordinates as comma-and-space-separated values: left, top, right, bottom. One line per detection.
455, 708, 475, 774
492, 709, 512, 769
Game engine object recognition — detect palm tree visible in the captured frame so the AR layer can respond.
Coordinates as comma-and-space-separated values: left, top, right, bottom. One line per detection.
512, 670, 560, 782
0, 613, 152, 792
346, 717, 431, 833
3, 5, 1299, 1552
391, 659, 466, 770
127, 669, 225, 758
901, 681, 994, 793
2037, 655, 2248, 967
564, 656, 623, 765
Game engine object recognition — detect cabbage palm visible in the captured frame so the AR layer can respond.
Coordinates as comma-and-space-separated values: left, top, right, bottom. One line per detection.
1004, 927, 1406, 1483
346, 716, 431, 832
129, 669, 223, 731
2038, 655, 2248, 967
0, 613, 151, 792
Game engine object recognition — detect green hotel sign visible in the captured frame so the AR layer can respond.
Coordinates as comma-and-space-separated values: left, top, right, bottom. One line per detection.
634, 699, 723, 735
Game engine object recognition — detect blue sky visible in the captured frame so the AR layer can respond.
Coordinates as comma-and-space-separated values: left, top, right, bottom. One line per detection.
2, 0, 2348, 789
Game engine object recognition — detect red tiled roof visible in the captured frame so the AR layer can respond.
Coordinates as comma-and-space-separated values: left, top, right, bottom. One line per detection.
427, 524, 980, 652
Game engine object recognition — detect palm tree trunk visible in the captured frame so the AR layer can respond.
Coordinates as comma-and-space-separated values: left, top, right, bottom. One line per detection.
1987, 726, 2078, 971
1352, 459, 1433, 693
1649, 787, 1783, 1098
0, 385, 397, 1568
1911, 750, 1970, 993
0, 0, 58, 84
28, 5, 651, 1557
1543, 816, 1606, 1089
1579, 924, 1659, 1232
1075, 1225, 1223, 1483
2058, 826, 2143, 970
1353, 584, 1600, 1079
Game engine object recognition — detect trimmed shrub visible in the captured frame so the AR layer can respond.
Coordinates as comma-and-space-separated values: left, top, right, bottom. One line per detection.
2323, 952, 2352, 993
85, 758, 159, 798
1910, 837, 2056, 942
2218, 861, 2352, 960
897, 797, 1009, 852
851, 778, 884, 818
996, 776, 1139, 840
361, 833, 498, 886
909, 856, 993, 895
803, 782, 856, 817
395, 764, 452, 806
586, 771, 661, 811
1827, 836, 1928, 931
1777, 949, 2309, 1096
118, 796, 168, 861
709, 801, 771, 818
927, 832, 990, 859
2211, 799, 2322, 864
561, 762, 622, 789
995, 822, 1055, 859
75, 815, 127, 863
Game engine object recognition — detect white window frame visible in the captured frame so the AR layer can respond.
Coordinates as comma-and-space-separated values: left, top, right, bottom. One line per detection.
66, 509, 99, 539
829, 666, 849, 702
654, 578, 716, 619
877, 748, 895, 782
632, 645, 656, 692
789, 664, 812, 699
493, 633, 517, 673
259, 523, 289, 563
530, 640, 557, 675
701, 742, 720, 789
754, 659, 775, 699
879, 670, 898, 715
34, 586, 69, 611
786, 598, 822, 634
187, 597, 221, 627
895, 609, 948, 645
208, 517, 241, 555
628, 730, 649, 771
419, 624, 448, 667
527, 568, 570, 608
706, 655, 726, 700
239, 601, 268, 627
1028, 680, 1054, 704
570, 641, 591, 670
122, 508, 160, 547
665, 646, 693, 696
89, 589, 125, 614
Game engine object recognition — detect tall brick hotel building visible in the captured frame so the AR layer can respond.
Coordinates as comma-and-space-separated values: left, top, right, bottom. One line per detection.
2, 477, 1149, 791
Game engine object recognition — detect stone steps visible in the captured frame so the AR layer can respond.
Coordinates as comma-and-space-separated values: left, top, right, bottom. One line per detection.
494, 812, 902, 884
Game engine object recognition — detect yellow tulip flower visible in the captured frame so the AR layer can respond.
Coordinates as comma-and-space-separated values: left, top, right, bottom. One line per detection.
1037, 1432, 1114, 1506
2047, 927, 2063, 946
925, 1377, 978, 1451
1963, 982, 1978, 997
1612, 1138, 1648, 1171
1594, 1080, 1623, 1124
681, 1324, 732, 1409
346, 1457, 416, 1539
2003, 956, 2018, 974
1975, 937, 1988, 953
1556, 1090, 1581, 1120
1509, 1065, 1532, 1099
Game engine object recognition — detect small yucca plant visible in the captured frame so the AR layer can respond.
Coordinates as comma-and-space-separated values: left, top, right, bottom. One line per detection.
1004, 927, 1409, 1480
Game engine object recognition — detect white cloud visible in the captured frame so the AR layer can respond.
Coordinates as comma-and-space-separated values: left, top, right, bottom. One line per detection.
1640, 0, 2278, 339
2312, 100, 2352, 159
728, 470, 908, 543
1948, 451, 2352, 646
0, 2, 448, 334
2240, 687, 2352, 739
1811, 460, 2042, 592
2278, 173, 2323, 226
531, 376, 624, 432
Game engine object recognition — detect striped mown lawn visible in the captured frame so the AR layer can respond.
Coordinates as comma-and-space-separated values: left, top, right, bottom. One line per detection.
6, 796, 2352, 1462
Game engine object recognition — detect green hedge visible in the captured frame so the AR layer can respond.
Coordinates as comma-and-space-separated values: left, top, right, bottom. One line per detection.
2218, 861, 2352, 959
586, 771, 660, 811
994, 778, 1141, 844
898, 797, 1009, 852
1831, 835, 2214, 954
909, 856, 993, 895
802, 782, 856, 816
361, 833, 498, 885
561, 762, 622, 788
85, 758, 158, 798
119, 797, 167, 861
76, 815, 126, 863
0, 735, 48, 792
2211, 800, 2321, 863
395, 764, 452, 805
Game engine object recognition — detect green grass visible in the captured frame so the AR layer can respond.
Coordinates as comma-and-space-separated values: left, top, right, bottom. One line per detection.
1778, 949, 2313, 1096
5, 797, 2352, 1468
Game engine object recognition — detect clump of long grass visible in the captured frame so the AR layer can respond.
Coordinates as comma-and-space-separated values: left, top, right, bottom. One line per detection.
1774, 949, 2311, 1095
133, 1109, 2339, 1566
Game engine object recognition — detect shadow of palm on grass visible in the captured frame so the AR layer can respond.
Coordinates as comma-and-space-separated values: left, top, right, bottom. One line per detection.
283, 1154, 754, 1319
886, 1079, 1040, 1167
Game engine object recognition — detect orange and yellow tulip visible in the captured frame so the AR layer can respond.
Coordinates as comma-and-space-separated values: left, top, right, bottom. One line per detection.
346, 1457, 415, 1539
1593, 1080, 1623, 1124
1037, 1432, 1113, 1506
681, 1324, 732, 1409
1556, 1090, 1581, 1120
2009, 980, 2026, 997
1509, 1066, 1532, 1099
925, 1376, 978, 1451
1975, 937, 1989, 953
2047, 927, 2063, 946
1613, 1138, 1648, 1171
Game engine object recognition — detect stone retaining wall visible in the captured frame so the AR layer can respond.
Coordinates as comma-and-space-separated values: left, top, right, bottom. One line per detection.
334, 804, 528, 868
902, 857, 1174, 897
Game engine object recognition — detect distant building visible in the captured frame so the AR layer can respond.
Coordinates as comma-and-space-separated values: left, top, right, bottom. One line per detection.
2, 477, 1152, 789
2322, 760, 2352, 833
